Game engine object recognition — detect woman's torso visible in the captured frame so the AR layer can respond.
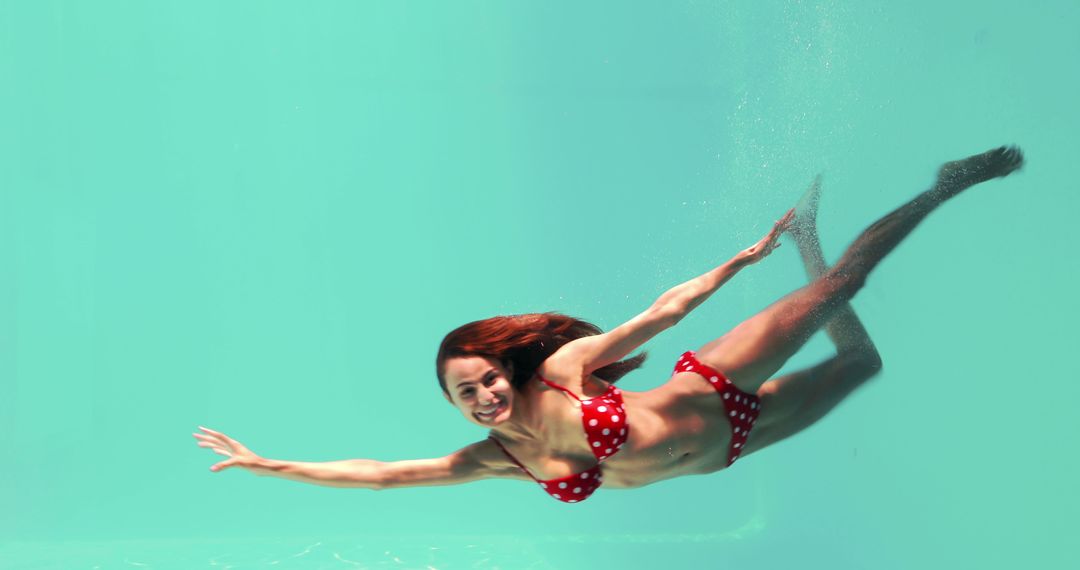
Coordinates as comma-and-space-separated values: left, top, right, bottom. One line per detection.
491, 370, 739, 489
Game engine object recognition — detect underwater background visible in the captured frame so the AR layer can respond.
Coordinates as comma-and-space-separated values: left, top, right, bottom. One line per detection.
2, 1, 1078, 568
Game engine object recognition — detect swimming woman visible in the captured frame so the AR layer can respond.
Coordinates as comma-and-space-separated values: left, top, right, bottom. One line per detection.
195, 146, 1023, 502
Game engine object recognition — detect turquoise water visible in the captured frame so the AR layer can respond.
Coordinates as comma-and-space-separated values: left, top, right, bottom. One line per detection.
3, 1, 1078, 568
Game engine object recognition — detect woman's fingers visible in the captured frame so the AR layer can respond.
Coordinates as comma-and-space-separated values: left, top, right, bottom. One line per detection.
767, 210, 794, 239
193, 433, 233, 451
198, 426, 237, 445
196, 426, 249, 451
197, 426, 240, 446
767, 210, 795, 249
193, 432, 228, 445
772, 209, 794, 231
773, 209, 795, 233
211, 458, 237, 472
195, 426, 258, 472
194, 429, 239, 460
743, 211, 793, 263
199, 431, 241, 471
197, 440, 233, 457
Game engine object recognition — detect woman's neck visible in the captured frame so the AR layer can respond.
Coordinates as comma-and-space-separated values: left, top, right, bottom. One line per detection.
489, 382, 545, 442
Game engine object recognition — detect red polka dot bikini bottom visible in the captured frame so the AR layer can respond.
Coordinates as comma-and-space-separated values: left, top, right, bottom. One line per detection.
674, 350, 761, 465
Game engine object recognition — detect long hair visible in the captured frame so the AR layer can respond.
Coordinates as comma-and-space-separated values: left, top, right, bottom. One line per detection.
436, 313, 646, 393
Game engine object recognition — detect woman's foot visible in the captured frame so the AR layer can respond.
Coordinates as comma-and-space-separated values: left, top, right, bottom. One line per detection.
934, 145, 1025, 199
787, 174, 823, 243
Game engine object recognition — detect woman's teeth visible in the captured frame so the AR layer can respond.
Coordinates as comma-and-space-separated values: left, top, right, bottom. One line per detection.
477, 402, 503, 419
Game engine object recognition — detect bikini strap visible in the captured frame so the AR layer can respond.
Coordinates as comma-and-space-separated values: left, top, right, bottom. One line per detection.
488, 436, 537, 480
536, 376, 582, 401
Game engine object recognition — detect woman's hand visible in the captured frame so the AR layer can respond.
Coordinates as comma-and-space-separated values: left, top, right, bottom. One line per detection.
740, 209, 794, 265
193, 426, 261, 472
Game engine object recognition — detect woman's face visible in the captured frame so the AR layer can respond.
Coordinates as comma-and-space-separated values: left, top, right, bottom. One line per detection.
442, 355, 515, 427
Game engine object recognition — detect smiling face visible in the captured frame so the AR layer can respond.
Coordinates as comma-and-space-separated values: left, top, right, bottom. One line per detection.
442, 355, 516, 427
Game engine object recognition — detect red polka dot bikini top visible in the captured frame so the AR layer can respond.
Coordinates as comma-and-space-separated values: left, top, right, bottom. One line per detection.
489, 376, 628, 503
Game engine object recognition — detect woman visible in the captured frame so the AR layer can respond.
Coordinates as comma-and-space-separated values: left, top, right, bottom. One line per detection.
195, 146, 1023, 503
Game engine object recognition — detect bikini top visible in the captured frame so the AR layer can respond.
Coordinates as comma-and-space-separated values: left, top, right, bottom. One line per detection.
489, 376, 629, 503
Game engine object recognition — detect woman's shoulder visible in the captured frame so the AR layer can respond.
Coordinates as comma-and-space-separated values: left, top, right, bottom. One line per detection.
535, 352, 588, 391
534, 362, 618, 400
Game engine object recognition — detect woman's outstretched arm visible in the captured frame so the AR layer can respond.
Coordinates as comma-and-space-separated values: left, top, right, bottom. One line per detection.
543, 210, 794, 381
194, 427, 519, 490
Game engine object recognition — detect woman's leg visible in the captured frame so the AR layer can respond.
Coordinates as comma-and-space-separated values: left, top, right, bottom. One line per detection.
696, 146, 1023, 393
787, 175, 880, 363
741, 177, 882, 450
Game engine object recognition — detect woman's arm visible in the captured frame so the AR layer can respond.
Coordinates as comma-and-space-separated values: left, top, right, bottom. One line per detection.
195, 427, 520, 490
543, 210, 793, 380
250, 443, 500, 490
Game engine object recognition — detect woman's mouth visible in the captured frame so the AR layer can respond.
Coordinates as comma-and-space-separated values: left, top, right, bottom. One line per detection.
475, 400, 506, 422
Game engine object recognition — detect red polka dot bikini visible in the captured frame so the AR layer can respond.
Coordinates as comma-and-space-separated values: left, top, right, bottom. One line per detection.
489, 351, 760, 503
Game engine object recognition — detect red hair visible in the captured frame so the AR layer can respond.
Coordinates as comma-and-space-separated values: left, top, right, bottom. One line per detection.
436, 313, 646, 393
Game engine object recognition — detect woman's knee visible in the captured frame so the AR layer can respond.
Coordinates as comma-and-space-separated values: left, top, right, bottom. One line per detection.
838, 350, 883, 382
855, 339, 882, 371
